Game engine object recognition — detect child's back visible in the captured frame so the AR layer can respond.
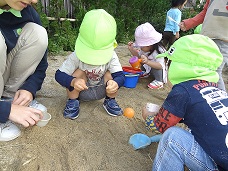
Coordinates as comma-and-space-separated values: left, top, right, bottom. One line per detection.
162, 0, 187, 49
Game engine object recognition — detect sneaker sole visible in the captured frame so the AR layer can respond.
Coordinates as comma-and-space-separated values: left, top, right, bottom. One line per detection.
64, 114, 79, 120
103, 105, 122, 117
0, 131, 21, 142
147, 84, 163, 89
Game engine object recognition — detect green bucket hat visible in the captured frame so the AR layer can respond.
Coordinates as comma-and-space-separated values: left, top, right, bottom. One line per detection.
75, 9, 117, 65
156, 34, 223, 85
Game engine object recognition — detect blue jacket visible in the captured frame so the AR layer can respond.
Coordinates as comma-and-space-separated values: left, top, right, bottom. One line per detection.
0, 5, 48, 123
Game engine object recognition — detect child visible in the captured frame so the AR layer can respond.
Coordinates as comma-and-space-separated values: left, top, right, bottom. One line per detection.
142, 34, 228, 170
180, 0, 228, 92
0, 0, 48, 141
162, 0, 187, 49
128, 22, 166, 89
55, 9, 125, 119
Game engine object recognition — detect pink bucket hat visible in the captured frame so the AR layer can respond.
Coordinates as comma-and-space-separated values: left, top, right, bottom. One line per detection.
134, 22, 162, 47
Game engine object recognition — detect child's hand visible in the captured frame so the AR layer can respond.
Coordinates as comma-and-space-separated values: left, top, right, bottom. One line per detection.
141, 55, 148, 64
142, 106, 157, 120
127, 41, 134, 50
175, 32, 180, 39
71, 78, 88, 91
179, 22, 186, 31
106, 80, 118, 94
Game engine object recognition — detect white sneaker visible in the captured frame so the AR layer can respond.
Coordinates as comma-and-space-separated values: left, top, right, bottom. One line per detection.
147, 80, 164, 89
29, 100, 47, 113
0, 121, 21, 141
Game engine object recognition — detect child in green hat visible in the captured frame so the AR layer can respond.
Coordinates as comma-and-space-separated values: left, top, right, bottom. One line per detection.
142, 34, 228, 170
55, 9, 125, 119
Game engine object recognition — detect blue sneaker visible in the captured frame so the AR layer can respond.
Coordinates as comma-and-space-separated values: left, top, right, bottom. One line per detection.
64, 99, 80, 119
103, 98, 123, 116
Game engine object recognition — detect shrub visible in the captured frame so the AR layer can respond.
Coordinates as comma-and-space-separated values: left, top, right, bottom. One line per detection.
36, 0, 204, 54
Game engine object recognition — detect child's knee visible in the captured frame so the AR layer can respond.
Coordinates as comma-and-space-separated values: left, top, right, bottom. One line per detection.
104, 71, 112, 83
72, 69, 87, 79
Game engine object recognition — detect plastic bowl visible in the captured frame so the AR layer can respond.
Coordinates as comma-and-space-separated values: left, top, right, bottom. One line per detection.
36, 112, 51, 127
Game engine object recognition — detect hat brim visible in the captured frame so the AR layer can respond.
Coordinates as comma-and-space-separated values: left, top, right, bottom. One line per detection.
75, 36, 116, 65
134, 34, 162, 47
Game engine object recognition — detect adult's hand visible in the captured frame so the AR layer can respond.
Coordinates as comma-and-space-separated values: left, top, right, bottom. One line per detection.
13, 90, 33, 106
9, 104, 43, 127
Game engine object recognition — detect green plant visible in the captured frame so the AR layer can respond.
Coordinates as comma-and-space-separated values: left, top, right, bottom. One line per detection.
36, 0, 205, 54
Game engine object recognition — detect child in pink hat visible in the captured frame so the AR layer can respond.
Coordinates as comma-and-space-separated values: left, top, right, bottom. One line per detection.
128, 22, 167, 89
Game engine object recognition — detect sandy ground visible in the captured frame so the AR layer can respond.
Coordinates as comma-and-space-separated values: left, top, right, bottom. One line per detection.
0, 45, 227, 171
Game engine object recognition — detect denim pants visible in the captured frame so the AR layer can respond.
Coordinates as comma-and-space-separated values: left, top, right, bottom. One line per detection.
0, 23, 48, 97
152, 127, 218, 171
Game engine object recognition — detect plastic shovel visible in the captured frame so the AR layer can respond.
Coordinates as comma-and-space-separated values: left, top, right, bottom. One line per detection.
129, 133, 162, 150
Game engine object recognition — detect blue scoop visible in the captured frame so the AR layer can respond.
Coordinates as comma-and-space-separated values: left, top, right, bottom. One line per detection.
129, 133, 162, 150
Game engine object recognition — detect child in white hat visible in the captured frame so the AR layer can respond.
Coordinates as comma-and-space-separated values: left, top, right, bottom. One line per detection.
128, 22, 166, 89
55, 9, 124, 119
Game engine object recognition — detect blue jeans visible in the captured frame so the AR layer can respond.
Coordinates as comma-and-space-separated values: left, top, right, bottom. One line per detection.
152, 127, 218, 171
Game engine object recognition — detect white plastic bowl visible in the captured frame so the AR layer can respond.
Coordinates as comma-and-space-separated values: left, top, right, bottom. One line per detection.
36, 112, 51, 127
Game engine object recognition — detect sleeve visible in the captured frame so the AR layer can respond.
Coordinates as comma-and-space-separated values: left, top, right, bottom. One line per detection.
182, 0, 209, 30
55, 52, 79, 91
108, 51, 123, 74
0, 101, 11, 123
58, 52, 79, 75
111, 71, 125, 88
55, 69, 75, 91
145, 85, 190, 133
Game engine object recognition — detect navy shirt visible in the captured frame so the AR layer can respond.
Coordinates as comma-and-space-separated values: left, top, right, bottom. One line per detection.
0, 6, 48, 123
160, 80, 228, 170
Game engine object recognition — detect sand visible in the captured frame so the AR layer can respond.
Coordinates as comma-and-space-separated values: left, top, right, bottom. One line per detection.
0, 45, 227, 171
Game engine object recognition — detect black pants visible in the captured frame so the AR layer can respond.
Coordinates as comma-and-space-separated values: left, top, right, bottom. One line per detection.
162, 31, 177, 49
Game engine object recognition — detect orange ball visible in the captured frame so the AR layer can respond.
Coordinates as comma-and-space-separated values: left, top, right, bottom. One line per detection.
123, 108, 135, 118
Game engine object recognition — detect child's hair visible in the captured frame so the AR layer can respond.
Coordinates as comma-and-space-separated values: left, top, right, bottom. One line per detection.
148, 41, 166, 56
171, 0, 186, 8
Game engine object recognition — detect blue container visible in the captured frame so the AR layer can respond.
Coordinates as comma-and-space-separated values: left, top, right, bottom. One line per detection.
123, 72, 140, 88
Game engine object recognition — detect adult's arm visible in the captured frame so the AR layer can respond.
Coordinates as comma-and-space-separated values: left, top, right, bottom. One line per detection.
182, 0, 209, 30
